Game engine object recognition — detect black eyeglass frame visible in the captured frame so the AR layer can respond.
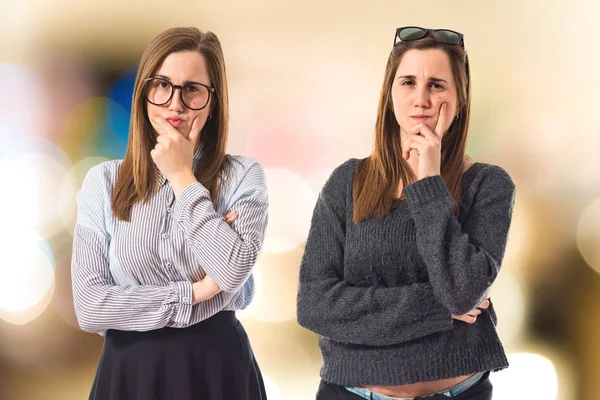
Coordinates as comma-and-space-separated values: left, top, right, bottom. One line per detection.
144, 77, 215, 111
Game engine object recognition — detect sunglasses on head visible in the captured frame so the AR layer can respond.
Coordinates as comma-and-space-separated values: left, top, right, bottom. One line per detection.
394, 26, 465, 48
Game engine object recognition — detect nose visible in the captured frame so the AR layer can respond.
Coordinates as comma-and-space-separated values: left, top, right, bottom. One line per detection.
413, 86, 431, 109
168, 87, 185, 113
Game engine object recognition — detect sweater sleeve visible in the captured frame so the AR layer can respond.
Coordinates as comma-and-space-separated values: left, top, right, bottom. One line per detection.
297, 161, 454, 346
403, 166, 516, 316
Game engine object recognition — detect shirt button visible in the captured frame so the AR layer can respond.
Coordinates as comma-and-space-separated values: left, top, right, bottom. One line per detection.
183, 297, 189, 303
166, 262, 172, 268
162, 233, 168, 239
167, 207, 172, 213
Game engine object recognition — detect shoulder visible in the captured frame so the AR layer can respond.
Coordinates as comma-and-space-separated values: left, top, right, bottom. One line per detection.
81, 159, 122, 198
77, 160, 121, 230
463, 162, 516, 209
323, 158, 359, 193
226, 155, 263, 175
467, 162, 515, 192
224, 155, 265, 184
317, 158, 360, 210
222, 155, 267, 201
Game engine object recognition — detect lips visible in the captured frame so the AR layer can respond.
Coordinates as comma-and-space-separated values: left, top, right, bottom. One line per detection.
410, 115, 431, 123
411, 115, 432, 123
166, 117, 183, 127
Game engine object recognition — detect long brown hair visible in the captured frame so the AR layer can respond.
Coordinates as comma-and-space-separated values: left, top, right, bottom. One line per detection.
112, 27, 230, 221
353, 33, 471, 223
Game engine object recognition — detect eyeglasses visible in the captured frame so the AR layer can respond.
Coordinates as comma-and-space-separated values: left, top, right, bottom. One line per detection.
394, 26, 465, 49
144, 77, 215, 111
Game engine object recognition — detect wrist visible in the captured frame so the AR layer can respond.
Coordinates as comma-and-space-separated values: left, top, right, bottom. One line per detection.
191, 277, 222, 305
192, 281, 201, 305
418, 170, 440, 180
171, 170, 197, 198
205, 276, 222, 297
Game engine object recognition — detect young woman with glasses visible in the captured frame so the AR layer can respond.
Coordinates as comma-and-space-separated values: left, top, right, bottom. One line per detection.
297, 27, 516, 400
71, 27, 268, 400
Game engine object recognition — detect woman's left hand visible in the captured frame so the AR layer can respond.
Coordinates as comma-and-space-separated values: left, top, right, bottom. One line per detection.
192, 276, 221, 304
151, 116, 202, 196
402, 103, 449, 180
451, 298, 490, 324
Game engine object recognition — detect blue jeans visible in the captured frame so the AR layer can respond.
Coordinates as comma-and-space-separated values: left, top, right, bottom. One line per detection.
344, 371, 486, 399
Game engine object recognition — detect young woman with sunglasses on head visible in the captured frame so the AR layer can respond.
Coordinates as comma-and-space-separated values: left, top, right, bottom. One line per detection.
297, 27, 515, 400
71, 27, 268, 400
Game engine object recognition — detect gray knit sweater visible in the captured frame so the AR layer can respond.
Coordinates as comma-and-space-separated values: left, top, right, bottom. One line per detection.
297, 159, 516, 386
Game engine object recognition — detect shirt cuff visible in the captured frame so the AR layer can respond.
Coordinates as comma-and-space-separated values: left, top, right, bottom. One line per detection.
169, 281, 194, 328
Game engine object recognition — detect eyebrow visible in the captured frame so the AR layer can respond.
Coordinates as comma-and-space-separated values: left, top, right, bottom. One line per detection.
398, 75, 448, 84
154, 74, 204, 86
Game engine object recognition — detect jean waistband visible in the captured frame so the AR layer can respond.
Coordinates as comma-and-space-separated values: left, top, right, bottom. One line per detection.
345, 371, 487, 399
441, 371, 485, 397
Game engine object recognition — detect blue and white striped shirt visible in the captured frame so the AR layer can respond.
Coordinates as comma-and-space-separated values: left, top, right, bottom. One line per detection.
71, 154, 268, 333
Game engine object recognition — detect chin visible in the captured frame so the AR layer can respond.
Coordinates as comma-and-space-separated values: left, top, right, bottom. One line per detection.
415, 120, 435, 130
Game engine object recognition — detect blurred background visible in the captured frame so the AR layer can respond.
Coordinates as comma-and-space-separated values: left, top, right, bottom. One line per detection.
0, 0, 598, 399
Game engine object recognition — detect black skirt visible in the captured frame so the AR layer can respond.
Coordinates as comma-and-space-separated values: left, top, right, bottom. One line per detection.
89, 311, 267, 400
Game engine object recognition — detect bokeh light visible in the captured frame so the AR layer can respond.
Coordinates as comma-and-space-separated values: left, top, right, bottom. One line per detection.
501, 197, 533, 279
245, 321, 315, 400
489, 272, 527, 348
239, 246, 303, 324
236, 269, 263, 322
0, 63, 50, 158
36, 50, 100, 144
577, 197, 600, 275
0, 230, 55, 324
0, 142, 73, 238
107, 65, 137, 115
245, 108, 337, 178
490, 352, 558, 400
263, 168, 317, 254
306, 167, 335, 195
56, 97, 126, 162
98, 99, 130, 160
101, 65, 137, 159
263, 374, 284, 400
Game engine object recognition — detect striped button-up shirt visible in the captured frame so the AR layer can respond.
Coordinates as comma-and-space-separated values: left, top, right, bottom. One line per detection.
71, 154, 268, 333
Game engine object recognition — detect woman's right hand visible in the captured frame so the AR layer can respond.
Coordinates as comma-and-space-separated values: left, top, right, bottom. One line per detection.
451, 298, 490, 324
224, 210, 238, 225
